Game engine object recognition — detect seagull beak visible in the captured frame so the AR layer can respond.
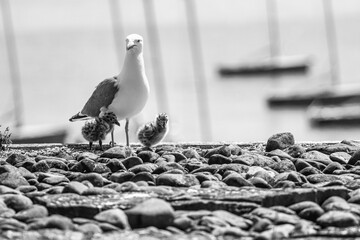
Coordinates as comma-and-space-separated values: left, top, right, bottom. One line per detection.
126, 42, 136, 50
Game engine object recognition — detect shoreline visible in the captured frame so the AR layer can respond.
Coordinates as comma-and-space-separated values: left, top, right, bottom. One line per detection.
1, 135, 360, 239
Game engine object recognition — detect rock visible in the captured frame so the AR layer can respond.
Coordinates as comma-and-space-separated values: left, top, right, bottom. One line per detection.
288, 201, 320, 213
106, 159, 126, 172
129, 163, 157, 174
208, 154, 232, 165
273, 171, 307, 186
6, 153, 27, 166
0, 171, 29, 189
163, 152, 187, 162
43, 158, 68, 170
17, 167, 36, 180
265, 132, 295, 152
77, 223, 102, 234
298, 206, 324, 221
101, 147, 128, 159
182, 148, 201, 159
194, 172, 219, 183
222, 172, 253, 187
110, 172, 135, 183
299, 166, 322, 176
317, 210, 359, 227
212, 210, 251, 229
0, 218, 27, 231
32, 160, 50, 172
94, 209, 130, 229
137, 151, 159, 163
42, 175, 69, 185
82, 187, 117, 195
29, 214, 75, 230
307, 174, 351, 185
301, 150, 331, 163
294, 159, 312, 171
270, 159, 296, 173
156, 173, 200, 187
273, 180, 296, 188
14, 204, 48, 222
259, 224, 295, 240
74, 173, 105, 187
321, 196, 350, 211
62, 181, 88, 195
285, 144, 306, 158
216, 163, 249, 176
251, 207, 299, 225
77, 152, 99, 161
131, 172, 155, 183
323, 162, 344, 174
349, 149, 360, 165
249, 177, 272, 188
153, 162, 185, 174
204, 145, 232, 158
17, 185, 37, 193
125, 198, 175, 229
201, 180, 227, 188
3, 194, 33, 212
173, 216, 193, 231
330, 152, 351, 165
121, 156, 143, 169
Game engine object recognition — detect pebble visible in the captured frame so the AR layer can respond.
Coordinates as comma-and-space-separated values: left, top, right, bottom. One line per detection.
265, 132, 295, 152
125, 198, 175, 229
94, 209, 130, 229
2, 135, 360, 238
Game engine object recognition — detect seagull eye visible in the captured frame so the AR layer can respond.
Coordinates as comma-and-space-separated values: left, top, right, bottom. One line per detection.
136, 39, 141, 43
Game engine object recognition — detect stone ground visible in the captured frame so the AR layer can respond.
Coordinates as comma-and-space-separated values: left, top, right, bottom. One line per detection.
1, 132, 360, 239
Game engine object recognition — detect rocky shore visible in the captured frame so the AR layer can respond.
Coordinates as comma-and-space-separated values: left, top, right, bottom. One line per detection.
1, 132, 360, 239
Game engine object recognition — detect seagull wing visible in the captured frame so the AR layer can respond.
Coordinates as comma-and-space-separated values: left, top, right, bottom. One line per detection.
81, 77, 119, 118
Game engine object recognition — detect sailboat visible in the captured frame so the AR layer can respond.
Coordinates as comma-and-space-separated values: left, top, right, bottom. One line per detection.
1, 0, 68, 144
219, 0, 311, 77
268, 0, 360, 110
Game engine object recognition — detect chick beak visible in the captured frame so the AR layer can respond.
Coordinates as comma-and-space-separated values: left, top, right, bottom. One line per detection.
115, 120, 120, 126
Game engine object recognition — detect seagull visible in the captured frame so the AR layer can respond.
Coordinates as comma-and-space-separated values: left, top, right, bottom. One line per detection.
81, 110, 120, 150
137, 113, 169, 148
69, 34, 150, 146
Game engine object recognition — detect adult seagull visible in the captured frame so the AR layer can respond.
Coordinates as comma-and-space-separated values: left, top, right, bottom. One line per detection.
69, 34, 150, 146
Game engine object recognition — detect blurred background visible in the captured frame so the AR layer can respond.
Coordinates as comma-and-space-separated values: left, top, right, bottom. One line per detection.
1, 0, 360, 144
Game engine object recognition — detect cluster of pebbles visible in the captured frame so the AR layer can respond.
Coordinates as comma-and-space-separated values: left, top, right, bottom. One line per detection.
2, 132, 360, 239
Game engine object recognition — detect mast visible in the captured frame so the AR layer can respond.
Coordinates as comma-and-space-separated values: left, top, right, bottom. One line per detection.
1, 0, 23, 127
184, 0, 212, 141
266, 0, 281, 59
322, 0, 340, 86
142, 0, 170, 114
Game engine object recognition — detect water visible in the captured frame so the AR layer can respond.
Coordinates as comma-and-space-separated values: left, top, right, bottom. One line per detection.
1, 0, 360, 143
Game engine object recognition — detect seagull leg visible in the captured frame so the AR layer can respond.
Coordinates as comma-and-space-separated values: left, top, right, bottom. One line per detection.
111, 129, 115, 147
125, 118, 130, 146
89, 142, 93, 150
99, 139, 103, 150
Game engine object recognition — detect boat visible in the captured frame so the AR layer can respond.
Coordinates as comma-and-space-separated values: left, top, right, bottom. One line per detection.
267, 83, 360, 107
307, 98, 360, 126
219, 54, 311, 76
219, 0, 311, 77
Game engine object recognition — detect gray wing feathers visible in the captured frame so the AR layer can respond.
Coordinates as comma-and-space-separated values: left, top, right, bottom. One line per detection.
81, 78, 119, 117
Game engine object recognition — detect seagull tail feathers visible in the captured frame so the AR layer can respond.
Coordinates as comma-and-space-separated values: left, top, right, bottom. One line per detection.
69, 112, 92, 122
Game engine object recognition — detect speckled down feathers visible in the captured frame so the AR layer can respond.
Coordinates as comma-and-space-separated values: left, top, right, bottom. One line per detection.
137, 114, 169, 147
81, 119, 114, 143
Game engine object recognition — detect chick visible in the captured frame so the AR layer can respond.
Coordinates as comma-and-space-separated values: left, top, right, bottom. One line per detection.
137, 113, 169, 148
81, 111, 120, 150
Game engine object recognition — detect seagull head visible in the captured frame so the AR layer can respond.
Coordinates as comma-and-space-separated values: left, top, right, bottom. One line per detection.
126, 34, 143, 55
